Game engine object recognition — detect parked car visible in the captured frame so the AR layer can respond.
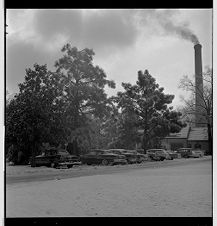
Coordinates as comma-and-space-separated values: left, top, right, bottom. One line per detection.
126, 150, 148, 163
187, 151, 199, 158
165, 150, 181, 159
107, 149, 138, 164
30, 148, 81, 168
175, 148, 193, 158
146, 149, 166, 161
80, 149, 127, 166
136, 149, 146, 154
188, 150, 204, 158
193, 150, 204, 157
162, 150, 174, 160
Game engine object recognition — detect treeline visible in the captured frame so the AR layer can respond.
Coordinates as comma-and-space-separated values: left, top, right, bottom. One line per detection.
6, 44, 185, 164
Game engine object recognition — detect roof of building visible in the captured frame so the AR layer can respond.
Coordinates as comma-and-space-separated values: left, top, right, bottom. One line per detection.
187, 127, 208, 141
165, 125, 190, 139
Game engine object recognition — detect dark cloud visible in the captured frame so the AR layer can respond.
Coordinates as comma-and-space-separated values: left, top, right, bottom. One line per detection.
6, 9, 201, 95
6, 41, 59, 93
82, 11, 138, 51
33, 10, 139, 53
33, 10, 83, 42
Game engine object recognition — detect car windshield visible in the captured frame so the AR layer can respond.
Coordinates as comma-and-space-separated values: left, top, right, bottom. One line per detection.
107, 150, 121, 154
104, 150, 114, 154
45, 149, 57, 155
121, 150, 131, 153
58, 151, 70, 156
88, 152, 97, 155
156, 151, 164, 154
194, 150, 202, 153
101, 150, 112, 154
96, 150, 110, 155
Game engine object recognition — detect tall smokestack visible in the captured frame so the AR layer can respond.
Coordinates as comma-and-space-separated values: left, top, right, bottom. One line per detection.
194, 43, 206, 127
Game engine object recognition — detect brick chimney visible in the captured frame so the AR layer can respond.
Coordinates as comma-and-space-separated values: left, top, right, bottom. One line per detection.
194, 43, 206, 127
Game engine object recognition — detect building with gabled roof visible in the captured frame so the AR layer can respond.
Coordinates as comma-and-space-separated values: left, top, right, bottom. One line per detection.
161, 125, 208, 152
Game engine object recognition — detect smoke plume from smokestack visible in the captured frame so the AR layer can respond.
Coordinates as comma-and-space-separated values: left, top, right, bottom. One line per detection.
161, 20, 200, 44
138, 10, 200, 45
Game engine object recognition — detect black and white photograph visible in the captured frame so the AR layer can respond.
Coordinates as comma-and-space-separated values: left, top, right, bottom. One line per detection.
5, 8, 213, 221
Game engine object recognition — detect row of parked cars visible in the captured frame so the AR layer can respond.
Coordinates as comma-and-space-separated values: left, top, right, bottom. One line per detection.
30, 147, 204, 169
174, 148, 204, 158
30, 148, 145, 168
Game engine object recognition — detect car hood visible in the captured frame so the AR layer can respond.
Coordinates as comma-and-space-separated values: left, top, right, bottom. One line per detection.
35, 155, 45, 158
101, 153, 119, 157
122, 152, 136, 156
62, 155, 78, 159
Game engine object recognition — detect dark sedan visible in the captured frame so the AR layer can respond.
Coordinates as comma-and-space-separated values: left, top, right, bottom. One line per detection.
107, 149, 138, 164
146, 149, 166, 161
175, 148, 193, 158
126, 150, 148, 163
30, 148, 81, 168
80, 149, 127, 166
165, 150, 181, 159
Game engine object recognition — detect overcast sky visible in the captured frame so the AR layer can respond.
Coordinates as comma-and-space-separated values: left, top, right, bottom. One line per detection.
6, 9, 212, 108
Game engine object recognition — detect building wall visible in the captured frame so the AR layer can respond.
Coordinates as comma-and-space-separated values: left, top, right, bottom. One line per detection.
161, 138, 188, 151
162, 138, 209, 152
187, 141, 209, 152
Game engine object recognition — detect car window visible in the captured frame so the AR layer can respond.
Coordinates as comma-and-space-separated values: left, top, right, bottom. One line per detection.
110, 151, 119, 154
59, 151, 70, 155
88, 152, 97, 155
45, 150, 57, 155
97, 150, 109, 155
147, 150, 156, 153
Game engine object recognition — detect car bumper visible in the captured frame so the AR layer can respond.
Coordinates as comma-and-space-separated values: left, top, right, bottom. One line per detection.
58, 161, 82, 166
128, 158, 137, 163
113, 159, 127, 164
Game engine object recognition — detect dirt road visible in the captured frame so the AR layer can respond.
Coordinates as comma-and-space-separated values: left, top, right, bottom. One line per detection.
6, 157, 211, 184
6, 157, 212, 217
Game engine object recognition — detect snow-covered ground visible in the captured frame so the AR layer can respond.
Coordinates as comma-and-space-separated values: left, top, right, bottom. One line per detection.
6, 159, 212, 217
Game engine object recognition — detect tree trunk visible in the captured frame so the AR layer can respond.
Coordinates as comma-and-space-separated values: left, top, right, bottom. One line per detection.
143, 129, 148, 154
143, 109, 148, 154
31, 142, 36, 167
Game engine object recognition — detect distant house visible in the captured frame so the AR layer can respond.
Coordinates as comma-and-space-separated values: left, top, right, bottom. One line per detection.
161, 125, 209, 151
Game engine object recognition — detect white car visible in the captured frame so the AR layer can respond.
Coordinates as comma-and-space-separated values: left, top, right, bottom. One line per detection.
189, 150, 204, 158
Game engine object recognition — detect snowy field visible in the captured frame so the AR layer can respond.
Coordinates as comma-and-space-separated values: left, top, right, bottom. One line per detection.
6, 158, 212, 217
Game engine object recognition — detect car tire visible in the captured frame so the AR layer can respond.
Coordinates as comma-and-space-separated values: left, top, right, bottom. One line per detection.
101, 159, 109, 166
